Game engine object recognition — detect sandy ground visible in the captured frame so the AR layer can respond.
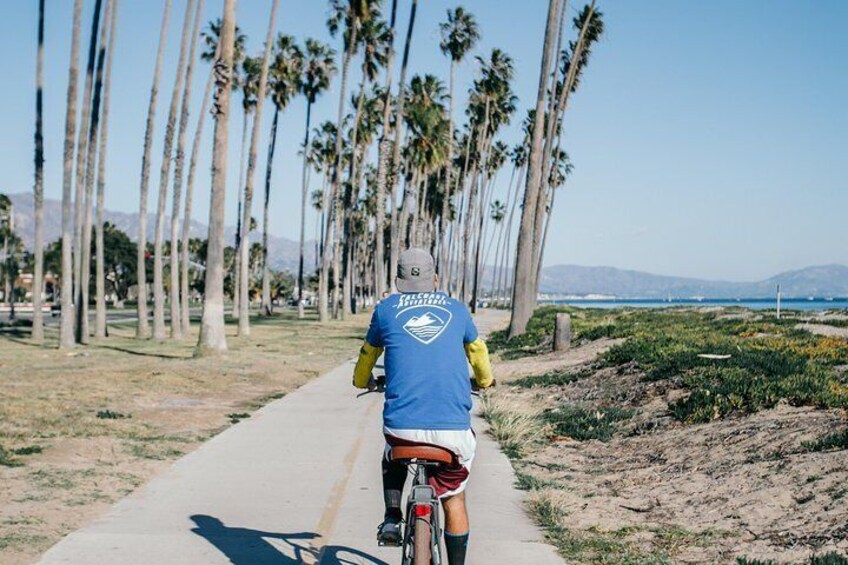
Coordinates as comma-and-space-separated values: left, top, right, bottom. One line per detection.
0, 311, 368, 564
491, 338, 848, 563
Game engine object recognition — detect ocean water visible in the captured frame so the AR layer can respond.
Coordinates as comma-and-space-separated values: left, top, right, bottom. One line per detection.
538, 298, 848, 311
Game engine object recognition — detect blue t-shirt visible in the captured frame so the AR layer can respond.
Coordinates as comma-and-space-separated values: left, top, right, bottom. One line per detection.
366, 292, 478, 431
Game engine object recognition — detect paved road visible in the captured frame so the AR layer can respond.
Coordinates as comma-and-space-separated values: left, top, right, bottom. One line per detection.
38, 315, 562, 565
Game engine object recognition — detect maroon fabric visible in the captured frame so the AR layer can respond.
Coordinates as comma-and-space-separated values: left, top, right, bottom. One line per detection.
385, 435, 469, 497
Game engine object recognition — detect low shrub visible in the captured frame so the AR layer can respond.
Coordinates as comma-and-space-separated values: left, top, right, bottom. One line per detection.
543, 405, 634, 442
480, 394, 543, 458
513, 368, 592, 389
803, 428, 848, 452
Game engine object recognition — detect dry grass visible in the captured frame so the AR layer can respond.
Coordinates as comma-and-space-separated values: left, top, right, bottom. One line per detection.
0, 309, 367, 564
479, 392, 546, 458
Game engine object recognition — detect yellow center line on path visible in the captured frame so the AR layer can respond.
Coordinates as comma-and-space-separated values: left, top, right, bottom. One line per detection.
309, 394, 379, 564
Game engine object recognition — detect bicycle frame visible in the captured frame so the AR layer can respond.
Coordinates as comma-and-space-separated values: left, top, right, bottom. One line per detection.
401, 462, 443, 565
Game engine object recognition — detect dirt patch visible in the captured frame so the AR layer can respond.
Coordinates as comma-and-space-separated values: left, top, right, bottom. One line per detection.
497, 337, 624, 381
797, 323, 848, 339
0, 311, 367, 564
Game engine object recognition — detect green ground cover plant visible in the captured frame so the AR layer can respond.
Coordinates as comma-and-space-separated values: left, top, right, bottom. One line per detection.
543, 405, 635, 442
802, 428, 848, 452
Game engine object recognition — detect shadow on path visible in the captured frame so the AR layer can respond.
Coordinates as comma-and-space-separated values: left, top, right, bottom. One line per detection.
190, 515, 390, 565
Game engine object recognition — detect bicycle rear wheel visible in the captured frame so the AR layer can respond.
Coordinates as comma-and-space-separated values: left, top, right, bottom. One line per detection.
413, 515, 432, 564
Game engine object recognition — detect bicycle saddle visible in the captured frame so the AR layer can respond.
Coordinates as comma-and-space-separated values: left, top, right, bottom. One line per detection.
390, 445, 454, 465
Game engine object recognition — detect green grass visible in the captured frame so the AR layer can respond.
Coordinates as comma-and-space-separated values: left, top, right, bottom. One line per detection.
513, 367, 593, 388
802, 428, 848, 452
543, 405, 635, 442
96, 409, 131, 420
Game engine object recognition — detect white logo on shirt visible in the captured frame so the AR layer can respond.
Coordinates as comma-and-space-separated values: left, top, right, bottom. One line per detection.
399, 305, 452, 345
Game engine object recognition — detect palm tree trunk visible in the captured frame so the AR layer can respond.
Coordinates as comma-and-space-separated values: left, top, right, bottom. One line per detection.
297, 100, 313, 318
32, 0, 46, 342
461, 103, 489, 304
95, 0, 119, 339
497, 162, 524, 304
169, 0, 204, 338
237, 0, 279, 336
196, 0, 236, 355
374, 0, 399, 298
341, 78, 368, 319
509, 0, 561, 337
73, 0, 104, 342
438, 58, 457, 277
152, 0, 195, 341
59, 0, 85, 349
79, 0, 112, 345
136, 0, 172, 340
181, 50, 218, 335
388, 0, 418, 287
232, 111, 249, 317
260, 108, 279, 316
320, 19, 357, 322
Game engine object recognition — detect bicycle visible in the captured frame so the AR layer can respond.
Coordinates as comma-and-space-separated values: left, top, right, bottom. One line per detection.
358, 375, 446, 564
358, 375, 493, 564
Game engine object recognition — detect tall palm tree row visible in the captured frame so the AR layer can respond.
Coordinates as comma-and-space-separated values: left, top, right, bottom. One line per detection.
32, 0, 603, 347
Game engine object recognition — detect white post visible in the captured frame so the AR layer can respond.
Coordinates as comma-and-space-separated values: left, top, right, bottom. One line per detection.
776, 284, 781, 320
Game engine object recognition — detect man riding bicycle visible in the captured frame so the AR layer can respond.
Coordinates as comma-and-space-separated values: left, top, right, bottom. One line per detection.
353, 248, 494, 565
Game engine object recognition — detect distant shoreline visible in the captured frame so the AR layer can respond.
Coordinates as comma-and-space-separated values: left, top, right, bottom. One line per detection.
538, 297, 848, 311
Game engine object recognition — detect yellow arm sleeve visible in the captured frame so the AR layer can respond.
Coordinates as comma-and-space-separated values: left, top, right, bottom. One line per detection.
353, 341, 383, 388
465, 338, 494, 388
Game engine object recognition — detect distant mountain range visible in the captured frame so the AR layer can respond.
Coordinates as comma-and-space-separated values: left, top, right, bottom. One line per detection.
5, 192, 314, 273
538, 264, 848, 299
6, 192, 846, 299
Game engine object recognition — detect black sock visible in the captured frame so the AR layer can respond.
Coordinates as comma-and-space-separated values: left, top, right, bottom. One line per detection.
382, 457, 406, 521
444, 531, 469, 565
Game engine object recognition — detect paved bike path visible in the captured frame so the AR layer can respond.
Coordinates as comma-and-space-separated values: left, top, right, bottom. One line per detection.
38, 335, 562, 564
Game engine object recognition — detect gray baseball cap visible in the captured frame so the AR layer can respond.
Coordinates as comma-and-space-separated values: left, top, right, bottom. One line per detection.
396, 248, 436, 293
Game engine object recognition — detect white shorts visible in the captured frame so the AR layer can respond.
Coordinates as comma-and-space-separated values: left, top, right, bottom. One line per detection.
383, 427, 476, 498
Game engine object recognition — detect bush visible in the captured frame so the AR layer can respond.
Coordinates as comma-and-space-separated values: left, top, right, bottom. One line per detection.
803, 428, 848, 452
513, 368, 592, 389
543, 405, 634, 442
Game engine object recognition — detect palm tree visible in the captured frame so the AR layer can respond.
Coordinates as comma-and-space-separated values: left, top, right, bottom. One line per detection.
261, 34, 303, 316
152, 0, 196, 340
509, 0, 561, 337
73, 0, 104, 342
94, 0, 120, 339
196, 0, 237, 355
31, 0, 46, 342
387, 0, 418, 289
296, 39, 335, 318
181, 20, 245, 333
137, 0, 173, 339
438, 6, 479, 278
535, 148, 572, 286
237, 0, 280, 336
78, 0, 112, 344
169, 0, 206, 338
232, 54, 260, 317
373, 0, 398, 298
59, 0, 85, 349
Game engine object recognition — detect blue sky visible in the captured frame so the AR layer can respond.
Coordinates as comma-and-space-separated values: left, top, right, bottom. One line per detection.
1, 0, 846, 281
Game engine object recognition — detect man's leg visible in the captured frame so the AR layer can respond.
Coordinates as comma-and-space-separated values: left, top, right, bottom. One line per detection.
378, 455, 406, 544
442, 492, 469, 565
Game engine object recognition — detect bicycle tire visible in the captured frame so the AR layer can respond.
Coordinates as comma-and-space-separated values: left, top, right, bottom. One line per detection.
413, 515, 431, 564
